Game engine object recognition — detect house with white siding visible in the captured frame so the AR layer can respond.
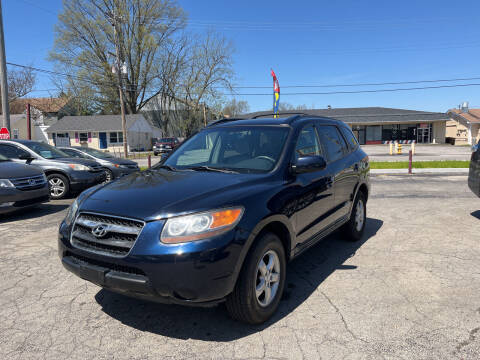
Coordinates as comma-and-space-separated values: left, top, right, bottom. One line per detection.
46, 114, 161, 152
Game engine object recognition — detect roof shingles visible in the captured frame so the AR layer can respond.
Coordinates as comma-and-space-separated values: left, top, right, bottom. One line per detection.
46, 114, 145, 132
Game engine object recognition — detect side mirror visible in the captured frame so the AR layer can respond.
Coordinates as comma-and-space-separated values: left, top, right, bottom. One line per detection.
18, 154, 35, 163
292, 155, 327, 174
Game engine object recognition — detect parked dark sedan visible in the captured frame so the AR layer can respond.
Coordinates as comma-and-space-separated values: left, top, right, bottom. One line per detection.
468, 141, 480, 197
0, 140, 105, 199
0, 153, 49, 214
58, 115, 370, 324
58, 147, 139, 182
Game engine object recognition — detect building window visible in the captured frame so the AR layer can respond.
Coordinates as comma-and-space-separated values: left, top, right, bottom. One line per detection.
13, 129, 19, 139
366, 126, 382, 143
109, 131, 123, 144
79, 132, 88, 142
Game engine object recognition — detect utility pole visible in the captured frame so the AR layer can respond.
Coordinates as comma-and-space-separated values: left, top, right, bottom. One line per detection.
109, 2, 128, 158
202, 103, 207, 127
26, 103, 31, 140
0, 0, 10, 132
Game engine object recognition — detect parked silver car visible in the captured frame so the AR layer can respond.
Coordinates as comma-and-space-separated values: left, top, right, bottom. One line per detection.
0, 140, 105, 199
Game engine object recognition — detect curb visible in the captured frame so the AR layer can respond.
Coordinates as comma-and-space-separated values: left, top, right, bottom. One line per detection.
371, 168, 469, 176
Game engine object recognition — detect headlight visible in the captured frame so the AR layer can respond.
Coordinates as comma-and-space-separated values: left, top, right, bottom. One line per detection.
64, 198, 79, 226
68, 164, 90, 171
0, 179, 14, 188
160, 207, 244, 244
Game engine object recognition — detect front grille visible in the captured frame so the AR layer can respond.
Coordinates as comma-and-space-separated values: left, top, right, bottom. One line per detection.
125, 165, 139, 169
71, 212, 144, 257
10, 174, 47, 190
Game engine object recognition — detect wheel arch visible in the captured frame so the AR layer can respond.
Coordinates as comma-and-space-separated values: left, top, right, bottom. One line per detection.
228, 214, 295, 295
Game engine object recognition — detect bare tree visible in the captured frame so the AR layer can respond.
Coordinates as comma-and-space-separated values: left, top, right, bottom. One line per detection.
7, 66, 36, 102
222, 99, 250, 117
50, 0, 186, 114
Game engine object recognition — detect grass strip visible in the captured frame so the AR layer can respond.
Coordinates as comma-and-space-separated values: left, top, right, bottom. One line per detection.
370, 161, 470, 169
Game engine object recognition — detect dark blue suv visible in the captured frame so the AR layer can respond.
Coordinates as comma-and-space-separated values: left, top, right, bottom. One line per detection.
58, 115, 370, 324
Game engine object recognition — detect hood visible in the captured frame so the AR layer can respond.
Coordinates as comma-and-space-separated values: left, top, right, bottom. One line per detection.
79, 169, 263, 220
55, 158, 101, 167
103, 157, 137, 166
0, 161, 44, 179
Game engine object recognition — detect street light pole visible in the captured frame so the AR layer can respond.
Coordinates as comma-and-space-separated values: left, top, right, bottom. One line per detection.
0, 0, 10, 132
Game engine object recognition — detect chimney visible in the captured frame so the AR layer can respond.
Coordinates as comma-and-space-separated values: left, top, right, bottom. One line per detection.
327, 105, 332, 110
461, 101, 469, 113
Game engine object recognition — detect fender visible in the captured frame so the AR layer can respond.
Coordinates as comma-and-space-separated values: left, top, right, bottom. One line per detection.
227, 213, 295, 295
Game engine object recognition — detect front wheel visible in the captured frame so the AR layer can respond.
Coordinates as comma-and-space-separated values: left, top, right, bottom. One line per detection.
342, 191, 366, 241
47, 174, 70, 200
226, 232, 286, 324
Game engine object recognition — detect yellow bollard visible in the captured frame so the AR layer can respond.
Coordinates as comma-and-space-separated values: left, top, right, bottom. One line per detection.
397, 143, 402, 155
411, 142, 415, 155
389, 142, 393, 155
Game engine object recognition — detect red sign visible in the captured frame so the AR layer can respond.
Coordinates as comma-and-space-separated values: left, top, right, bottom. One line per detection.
419, 123, 428, 128
0, 127, 9, 139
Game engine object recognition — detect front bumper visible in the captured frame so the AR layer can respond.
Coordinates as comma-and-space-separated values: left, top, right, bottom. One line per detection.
0, 185, 50, 214
58, 220, 245, 306
153, 147, 172, 153
69, 171, 106, 191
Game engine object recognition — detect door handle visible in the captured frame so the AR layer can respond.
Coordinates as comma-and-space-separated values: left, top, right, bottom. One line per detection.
354, 163, 359, 171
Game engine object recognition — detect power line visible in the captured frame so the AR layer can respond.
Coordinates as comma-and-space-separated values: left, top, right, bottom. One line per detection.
10, 61, 480, 97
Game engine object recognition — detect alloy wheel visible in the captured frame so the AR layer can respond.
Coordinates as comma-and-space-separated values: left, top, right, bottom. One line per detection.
255, 250, 281, 307
49, 177, 66, 198
355, 199, 365, 232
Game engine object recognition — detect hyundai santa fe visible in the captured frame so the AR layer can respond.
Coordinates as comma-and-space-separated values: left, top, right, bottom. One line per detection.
58, 115, 370, 324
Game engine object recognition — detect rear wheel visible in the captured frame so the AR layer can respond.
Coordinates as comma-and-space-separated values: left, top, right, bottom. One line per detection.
226, 232, 286, 324
47, 174, 69, 200
342, 191, 366, 241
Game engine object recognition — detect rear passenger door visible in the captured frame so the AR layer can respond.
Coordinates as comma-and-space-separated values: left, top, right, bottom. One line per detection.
316, 125, 356, 221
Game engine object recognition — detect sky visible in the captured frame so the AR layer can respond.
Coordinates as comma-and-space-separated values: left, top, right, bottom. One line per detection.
3, 0, 480, 113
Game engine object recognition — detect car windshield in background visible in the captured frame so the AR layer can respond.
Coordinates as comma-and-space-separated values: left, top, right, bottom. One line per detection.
78, 147, 114, 158
164, 126, 289, 173
159, 138, 175, 142
24, 142, 69, 159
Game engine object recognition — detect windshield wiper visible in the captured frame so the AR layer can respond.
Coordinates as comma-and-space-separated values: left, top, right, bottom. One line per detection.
187, 166, 238, 174
158, 164, 177, 171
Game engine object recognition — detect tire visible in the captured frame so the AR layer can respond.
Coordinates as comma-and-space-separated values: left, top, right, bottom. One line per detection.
47, 174, 70, 200
226, 232, 286, 324
153, 152, 159, 156
104, 169, 114, 183
342, 191, 366, 241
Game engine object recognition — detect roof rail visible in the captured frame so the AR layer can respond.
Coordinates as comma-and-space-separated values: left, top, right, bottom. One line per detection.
206, 117, 245, 127
250, 112, 311, 119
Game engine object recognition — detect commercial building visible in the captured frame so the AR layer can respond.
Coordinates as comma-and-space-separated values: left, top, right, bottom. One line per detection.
46, 114, 161, 152
446, 104, 480, 145
246, 107, 449, 144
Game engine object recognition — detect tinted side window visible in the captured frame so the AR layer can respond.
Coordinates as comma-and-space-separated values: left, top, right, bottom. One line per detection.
0, 144, 29, 158
62, 149, 83, 158
317, 126, 346, 162
339, 126, 359, 151
294, 125, 322, 160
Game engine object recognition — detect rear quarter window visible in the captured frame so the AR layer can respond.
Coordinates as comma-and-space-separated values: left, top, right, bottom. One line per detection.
317, 125, 348, 162
339, 126, 359, 151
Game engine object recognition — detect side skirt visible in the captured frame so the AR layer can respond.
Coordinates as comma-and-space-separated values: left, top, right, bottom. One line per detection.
291, 214, 349, 260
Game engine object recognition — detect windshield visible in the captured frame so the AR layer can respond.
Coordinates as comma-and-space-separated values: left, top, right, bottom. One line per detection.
164, 126, 289, 173
159, 138, 175, 142
24, 142, 69, 159
0, 153, 9, 161
77, 147, 114, 158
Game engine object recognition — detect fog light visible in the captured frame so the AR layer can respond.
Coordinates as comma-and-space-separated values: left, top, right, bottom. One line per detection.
0, 202, 14, 208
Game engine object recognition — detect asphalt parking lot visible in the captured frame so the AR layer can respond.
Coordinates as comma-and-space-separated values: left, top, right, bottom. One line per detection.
0, 175, 479, 359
